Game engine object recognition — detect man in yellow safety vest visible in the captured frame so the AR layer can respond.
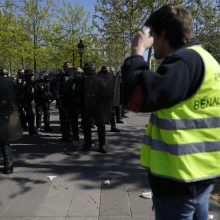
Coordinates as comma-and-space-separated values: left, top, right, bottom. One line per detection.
122, 4, 220, 220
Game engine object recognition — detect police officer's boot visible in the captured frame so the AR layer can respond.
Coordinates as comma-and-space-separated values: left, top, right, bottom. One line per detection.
20, 114, 28, 130
36, 118, 41, 132
71, 117, 79, 141
60, 109, 71, 141
72, 132, 79, 141
29, 113, 38, 136
122, 106, 128, 118
44, 124, 53, 132
1, 145, 14, 174
110, 113, 120, 132
43, 112, 52, 132
61, 123, 71, 142
44, 118, 52, 132
35, 105, 41, 132
82, 123, 92, 151
97, 124, 107, 153
111, 126, 120, 132
116, 106, 124, 124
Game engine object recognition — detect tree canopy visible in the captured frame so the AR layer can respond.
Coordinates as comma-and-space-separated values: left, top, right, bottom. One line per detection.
0, 0, 219, 75
95, 0, 220, 68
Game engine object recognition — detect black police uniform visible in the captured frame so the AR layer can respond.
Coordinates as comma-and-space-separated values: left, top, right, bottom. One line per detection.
48, 72, 57, 103
100, 66, 121, 132
21, 70, 37, 135
82, 62, 108, 153
34, 73, 52, 131
64, 68, 84, 141
14, 70, 27, 129
57, 63, 73, 141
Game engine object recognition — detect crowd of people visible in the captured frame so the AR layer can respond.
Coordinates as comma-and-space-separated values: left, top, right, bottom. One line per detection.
0, 61, 127, 174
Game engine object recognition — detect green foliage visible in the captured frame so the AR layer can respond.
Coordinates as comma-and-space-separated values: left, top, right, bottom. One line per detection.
94, 0, 220, 68
188, 0, 220, 61
0, 0, 219, 74
0, 0, 96, 74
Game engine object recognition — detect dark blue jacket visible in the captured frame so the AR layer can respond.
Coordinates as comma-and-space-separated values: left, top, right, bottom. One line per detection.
122, 40, 215, 197
122, 40, 204, 112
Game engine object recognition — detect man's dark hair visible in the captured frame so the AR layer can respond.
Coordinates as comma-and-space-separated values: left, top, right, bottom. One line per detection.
145, 4, 195, 49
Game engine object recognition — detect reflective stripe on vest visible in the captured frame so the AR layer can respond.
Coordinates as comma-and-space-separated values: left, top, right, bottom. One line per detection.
150, 113, 220, 130
140, 45, 220, 182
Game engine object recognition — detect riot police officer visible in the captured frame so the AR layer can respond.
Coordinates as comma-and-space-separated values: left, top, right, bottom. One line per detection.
57, 62, 73, 141
0, 66, 22, 174
21, 69, 38, 136
98, 65, 120, 132
13, 69, 27, 130
48, 71, 58, 102
64, 67, 84, 141
82, 62, 108, 153
34, 71, 53, 132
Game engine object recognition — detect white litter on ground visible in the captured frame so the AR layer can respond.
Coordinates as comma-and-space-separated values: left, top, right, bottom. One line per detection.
47, 176, 57, 181
140, 191, 152, 199
208, 214, 214, 220
103, 180, 110, 185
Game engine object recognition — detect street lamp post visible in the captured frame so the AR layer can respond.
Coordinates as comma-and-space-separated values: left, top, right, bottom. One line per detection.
77, 39, 85, 68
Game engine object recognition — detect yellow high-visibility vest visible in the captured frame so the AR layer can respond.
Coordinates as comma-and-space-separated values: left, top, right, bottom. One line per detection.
140, 45, 220, 182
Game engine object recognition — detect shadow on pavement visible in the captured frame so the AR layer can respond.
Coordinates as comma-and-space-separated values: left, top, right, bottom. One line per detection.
0, 108, 150, 199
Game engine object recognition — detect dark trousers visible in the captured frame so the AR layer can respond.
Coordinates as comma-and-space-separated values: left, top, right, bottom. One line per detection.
83, 116, 105, 147
0, 142, 13, 170
110, 107, 119, 128
35, 101, 50, 128
23, 102, 35, 134
69, 111, 80, 140
17, 104, 27, 129
58, 104, 70, 139
115, 106, 122, 122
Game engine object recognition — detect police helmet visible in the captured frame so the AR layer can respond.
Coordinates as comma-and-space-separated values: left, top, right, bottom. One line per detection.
17, 69, 24, 74
4, 70, 9, 76
83, 62, 96, 74
17, 69, 24, 77
101, 65, 111, 73
74, 67, 84, 77
75, 67, 83, 73
63, 62, 73, 69
0, 66, 9, 77
43, 72, 50, 81
24, 69, 34, 76
110, 66, 116, 73
38, 72, 44, 80
23, 69, 34, 81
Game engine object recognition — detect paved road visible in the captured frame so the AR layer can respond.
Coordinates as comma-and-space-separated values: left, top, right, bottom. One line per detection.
0, 106, 219, 220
